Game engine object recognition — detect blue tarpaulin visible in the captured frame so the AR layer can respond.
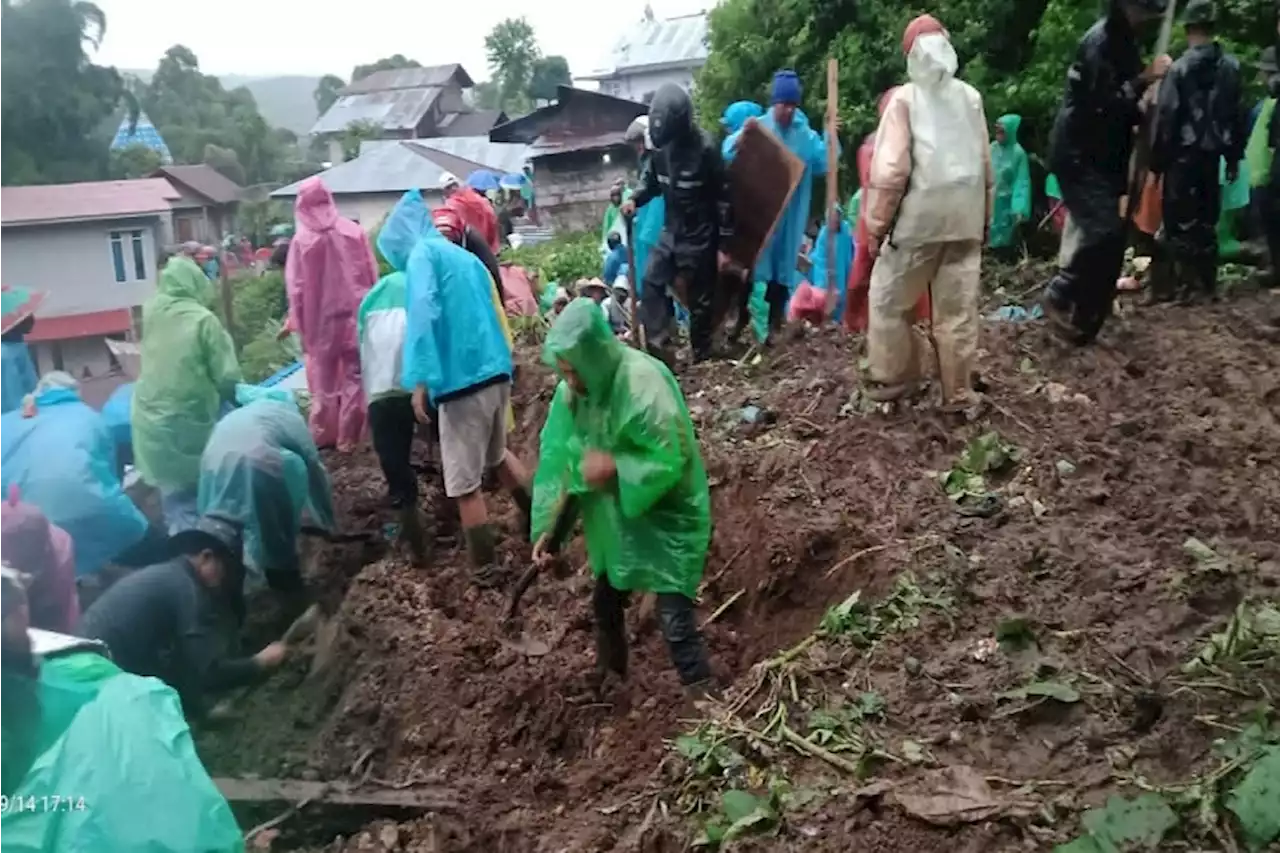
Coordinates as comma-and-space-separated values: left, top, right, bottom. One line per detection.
466, 170, 503, 192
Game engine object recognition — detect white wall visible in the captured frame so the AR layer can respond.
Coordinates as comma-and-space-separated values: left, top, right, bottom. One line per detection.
597, 67, 698, 103
1, 217, 163, 317
328, 191, 445, 229
30, 336, 117, 380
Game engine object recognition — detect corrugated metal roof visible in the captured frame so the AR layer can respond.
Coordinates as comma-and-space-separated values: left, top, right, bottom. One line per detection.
152, 164, 242, 205
1, 178, 179, 226
310, 86, 442, 136
272, 143, 445, 197
581, 13, 709, 80
342, 64, 472, 95
434, 109, 506, 137
415, 137, 530, 174
25, 308, 133, 342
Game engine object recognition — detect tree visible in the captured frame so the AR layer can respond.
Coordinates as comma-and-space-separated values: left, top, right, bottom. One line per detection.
1, 0, 124, 185
473, 80, 502, 110
109, 143, 162, 179
528, 55, 571, 103
313, 74, 345, 114
351, 54, 420, 83
485, 17, 540, 112
203, 143, 247, 186
339, 120, 382, 161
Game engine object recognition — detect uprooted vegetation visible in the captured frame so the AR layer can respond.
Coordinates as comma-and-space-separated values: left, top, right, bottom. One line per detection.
192, 271, 1280, 852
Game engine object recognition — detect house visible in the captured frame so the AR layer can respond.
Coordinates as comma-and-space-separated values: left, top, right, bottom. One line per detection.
309, 64, 508, 162
490, 87, 647, 232
151, 164, 243, 244
578, 12, 709, 104
270, 136, 530, 226
0, 178, 178, 378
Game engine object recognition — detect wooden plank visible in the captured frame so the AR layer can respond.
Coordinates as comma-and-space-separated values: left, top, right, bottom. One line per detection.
214, 777, 459, 812
724, 121, 805, 273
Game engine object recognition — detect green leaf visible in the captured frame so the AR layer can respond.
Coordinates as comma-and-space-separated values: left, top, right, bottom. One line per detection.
856, 691, 886, 717
721, 789, 762, 824
1000, 680, 1080, 704
1053, 838, 1105, 853
675, 734, 709, 760
1079, 793, 1177, 851
1227, 746, 1280, 850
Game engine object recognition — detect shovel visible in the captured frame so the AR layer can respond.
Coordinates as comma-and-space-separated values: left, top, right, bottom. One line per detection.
502, 494, 578, 657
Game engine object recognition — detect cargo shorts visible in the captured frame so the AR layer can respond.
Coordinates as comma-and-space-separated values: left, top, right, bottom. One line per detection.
438, 382, 510, 498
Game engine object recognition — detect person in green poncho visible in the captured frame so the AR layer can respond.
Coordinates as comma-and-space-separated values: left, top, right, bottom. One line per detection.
988, 114, 1032, 254
600, 180, 625, 255
530, 299, 713, 696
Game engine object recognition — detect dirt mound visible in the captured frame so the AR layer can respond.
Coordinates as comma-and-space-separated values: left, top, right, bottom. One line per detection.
195, 287, 1280, 852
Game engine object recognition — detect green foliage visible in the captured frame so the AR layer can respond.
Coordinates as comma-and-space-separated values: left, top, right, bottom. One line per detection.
940, 430, 1019, 500
228, 270, 287, 351
351, 54, 419, 83
485, 17, 558, 113
1056, 793, 1180, 852
694, 787, 782, 848
238, 199, 291, 248
339, 120, 382, 162
312, 74, 345, 115
818, 573, 951, 645
109, 143, 162, 179
528, 55, 571, 103
1, 0, 124, 185
1183, 599, 1280, 674
502, 231, 601, 287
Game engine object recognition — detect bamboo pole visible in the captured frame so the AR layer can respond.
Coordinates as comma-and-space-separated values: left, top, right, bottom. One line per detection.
823, 58, 839, 318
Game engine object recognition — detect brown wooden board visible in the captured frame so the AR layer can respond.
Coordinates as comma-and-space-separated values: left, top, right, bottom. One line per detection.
213, 777, 459, 812
724, 121, 805, 273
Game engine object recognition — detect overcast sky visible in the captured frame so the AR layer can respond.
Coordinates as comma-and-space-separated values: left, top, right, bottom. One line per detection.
93, 0, 709, 80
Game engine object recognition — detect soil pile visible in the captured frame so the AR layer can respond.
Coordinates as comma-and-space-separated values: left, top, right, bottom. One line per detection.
196, 284, 1280, 852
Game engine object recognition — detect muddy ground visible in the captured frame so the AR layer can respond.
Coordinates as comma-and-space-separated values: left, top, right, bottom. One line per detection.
196, 270, 1280, 852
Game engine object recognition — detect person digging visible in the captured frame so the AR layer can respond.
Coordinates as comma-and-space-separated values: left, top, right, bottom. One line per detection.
530, 299, 715, 699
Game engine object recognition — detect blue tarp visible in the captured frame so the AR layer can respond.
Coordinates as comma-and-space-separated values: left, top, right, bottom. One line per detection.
466, 170, 503, 192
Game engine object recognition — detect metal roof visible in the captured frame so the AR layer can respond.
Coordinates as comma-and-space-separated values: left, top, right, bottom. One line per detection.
310, 87, 443, 136
342, 64, 472, 95
580, 13, 709, 80
1, 178, 179, 226
152, 164, 242, 205
271, 138, 530, 198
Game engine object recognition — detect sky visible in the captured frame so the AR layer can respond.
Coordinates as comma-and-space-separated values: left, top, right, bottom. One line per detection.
93, 0, 710, 81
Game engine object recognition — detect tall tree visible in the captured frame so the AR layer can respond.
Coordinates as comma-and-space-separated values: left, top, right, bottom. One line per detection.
528, 55, 571, 103
485, 17, 540, 112
351, 54, 420, 83
109, 143, 162, 179
313, 73, 345, 114
1, 0, 124, 185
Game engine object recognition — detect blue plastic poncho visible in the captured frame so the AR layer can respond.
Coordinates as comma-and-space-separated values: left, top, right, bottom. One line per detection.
720, 101, 765, 159
0, 388, 148, 576
810, 217, 854, 324
402, 219, 513, 403
630, 181, 665, 299
100, 382, 133, 456
1, 650, 242, 852
197, 400, 335, 579
1, 340, 38, 414
725, 106, 830, 292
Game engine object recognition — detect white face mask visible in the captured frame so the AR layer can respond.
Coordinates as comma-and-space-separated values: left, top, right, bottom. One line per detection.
907, 32, 959, 84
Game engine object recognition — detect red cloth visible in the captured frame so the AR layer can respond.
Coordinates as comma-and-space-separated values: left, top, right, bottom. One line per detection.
499, 265, 539, 316
903, 14, 947, 54
1, 494, 79, 633
431, 207, 465, 242
844, 89, 930, 332
444, 187, 500, 254
787, 281, 829, 324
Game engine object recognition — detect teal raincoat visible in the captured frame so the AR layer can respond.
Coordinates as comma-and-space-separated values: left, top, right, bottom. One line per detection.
132, 256, 241, 492
989, 114, 1031, 248
531, 299, 710, 599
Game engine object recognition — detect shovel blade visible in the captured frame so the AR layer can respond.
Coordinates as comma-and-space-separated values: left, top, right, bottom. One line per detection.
501, 633, 551, 657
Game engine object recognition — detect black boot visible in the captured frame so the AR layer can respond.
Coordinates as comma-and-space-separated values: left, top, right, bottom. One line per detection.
399, 505, 427, 565
510, 487, 533, 541
463, 524, 503, 588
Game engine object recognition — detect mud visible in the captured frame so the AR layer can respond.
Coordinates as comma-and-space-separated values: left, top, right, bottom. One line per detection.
194, 282, 1280, 851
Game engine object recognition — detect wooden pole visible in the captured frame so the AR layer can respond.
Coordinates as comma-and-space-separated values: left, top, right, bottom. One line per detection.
624, 215, 645, 350
823, 58, 839, 318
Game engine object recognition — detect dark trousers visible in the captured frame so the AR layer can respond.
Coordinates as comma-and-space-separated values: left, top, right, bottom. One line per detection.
368, 394, 418, 509
593, 576, 711, 686
1155, 157, 1221, 298
1046, 176, 1127, 342
641, 240, 716, 360
764, 281, 788, 333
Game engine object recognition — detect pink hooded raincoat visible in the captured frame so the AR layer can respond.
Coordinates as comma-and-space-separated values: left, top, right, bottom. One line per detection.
286, 178, 379, 448
1, 490, 79, 633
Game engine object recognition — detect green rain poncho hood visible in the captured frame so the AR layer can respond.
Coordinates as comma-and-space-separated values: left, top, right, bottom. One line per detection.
132, 256, 242, 491
531, 299, 710, 598
988, 114, 1031, 249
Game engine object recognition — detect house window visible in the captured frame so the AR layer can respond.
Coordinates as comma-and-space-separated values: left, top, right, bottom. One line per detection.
131, 231, 146, 279
109, 232, 127, 283
108, 231, 147, 282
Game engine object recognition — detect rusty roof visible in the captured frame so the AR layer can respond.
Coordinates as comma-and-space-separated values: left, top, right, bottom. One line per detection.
152, 164, 242, 205
1, 178, 179, 227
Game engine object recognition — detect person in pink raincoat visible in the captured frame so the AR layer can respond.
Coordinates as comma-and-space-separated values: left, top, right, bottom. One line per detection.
1, 488, 79, 634
285, 178, 379, 449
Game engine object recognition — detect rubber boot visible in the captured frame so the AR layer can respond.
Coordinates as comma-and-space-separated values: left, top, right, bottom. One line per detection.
595, 616, 629, 680
399, 505, 427, 565
463, 524, 503, 588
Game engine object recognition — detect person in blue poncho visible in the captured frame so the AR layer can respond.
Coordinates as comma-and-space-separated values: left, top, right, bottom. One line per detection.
603, 232, 628, 286
1, 372, 151, 579
724, 70, 831, 340
720, 100, 764, 159
1, 287, 43, 415
402, 213, 531, 587
808, 208, 854, 325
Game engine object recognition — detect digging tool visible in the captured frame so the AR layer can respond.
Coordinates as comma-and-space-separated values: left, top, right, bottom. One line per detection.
623, 215, 645, 349
822, 58, 841, 319
501, 494, 578, 657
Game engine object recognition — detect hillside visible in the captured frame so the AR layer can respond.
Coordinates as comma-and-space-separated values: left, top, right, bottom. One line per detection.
122, 69, 321, 136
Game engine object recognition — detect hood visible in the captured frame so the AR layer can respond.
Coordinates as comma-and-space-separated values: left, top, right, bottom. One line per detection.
907, 32, 958, 87
996, 114, 1022, 146
543, 298, 624, 398
158, 255, 215, 306
295, 177, 340, 232
1, 495, 57, 575
377, 189, 432, 271
648, 83, 694, 148
721, 101, 765, 133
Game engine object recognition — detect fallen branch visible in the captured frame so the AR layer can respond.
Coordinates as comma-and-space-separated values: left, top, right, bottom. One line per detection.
703, 589, 745, 628
778, 722, 863, 775
823, 544, 890, 579
244, 783, 330, 843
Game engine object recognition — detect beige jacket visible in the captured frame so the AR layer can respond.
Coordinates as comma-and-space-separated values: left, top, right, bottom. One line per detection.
866, 33, 994, 247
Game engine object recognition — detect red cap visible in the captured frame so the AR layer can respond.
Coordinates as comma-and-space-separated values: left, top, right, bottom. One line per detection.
903, 14, 947, 54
